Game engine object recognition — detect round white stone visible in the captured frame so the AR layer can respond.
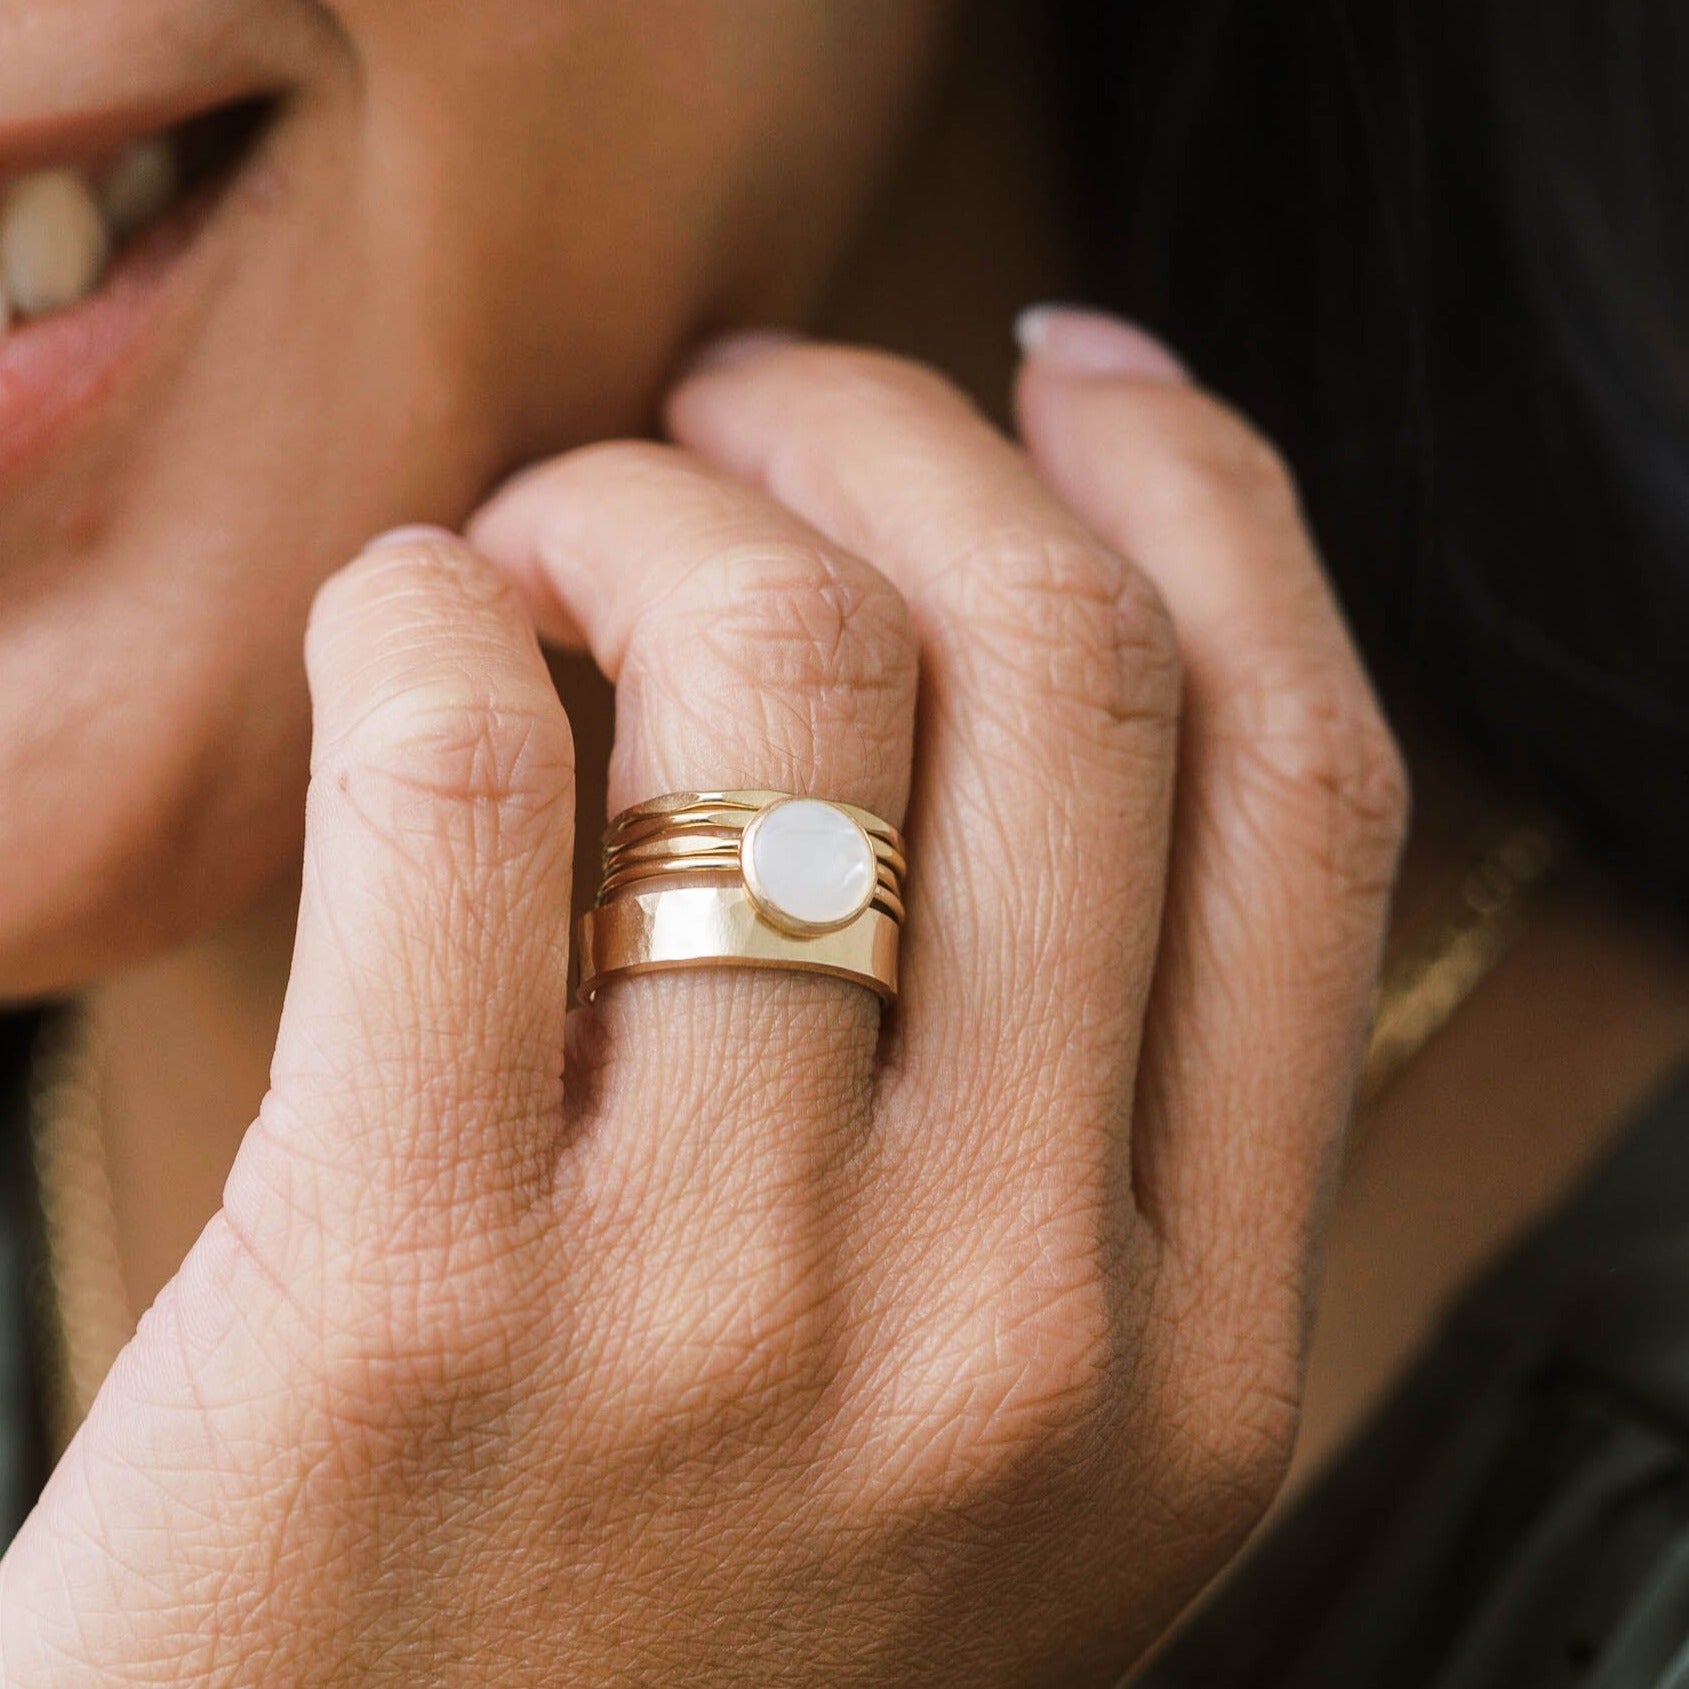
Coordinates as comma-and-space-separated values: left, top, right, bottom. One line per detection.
745, 799, 876, 931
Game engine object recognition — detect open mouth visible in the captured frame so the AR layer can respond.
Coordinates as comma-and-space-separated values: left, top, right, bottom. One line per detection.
0, 93, 277, 481
1, 96, 272, 333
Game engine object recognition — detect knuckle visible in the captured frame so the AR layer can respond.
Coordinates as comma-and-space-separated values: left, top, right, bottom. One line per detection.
957, 524, 1182, 731
771, 342, 981, 429
626, 539, 916, 776
607, 1248, 844, 1463
859, 1239, 1118, 1519
310, 533, 517, 636
307, 542, 572, 841
703, 541, 913, 695
315, 668, 574, 864
1164, 1335, 1301, 1537
324, 681, 572, 819
1155, 395, 1302, 522
1226, 658, 1409, 898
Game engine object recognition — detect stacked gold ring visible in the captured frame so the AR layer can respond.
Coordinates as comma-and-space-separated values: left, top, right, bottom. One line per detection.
577, 790, 905, 1003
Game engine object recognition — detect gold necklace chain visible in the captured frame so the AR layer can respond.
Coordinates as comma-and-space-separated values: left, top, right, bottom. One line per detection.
25, 816, 1563, 1446
27, 1011, 132, 1455
1359, 816, 1562, 1108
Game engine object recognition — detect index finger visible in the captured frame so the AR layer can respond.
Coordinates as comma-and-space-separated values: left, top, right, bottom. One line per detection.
243, 531, 576, 1268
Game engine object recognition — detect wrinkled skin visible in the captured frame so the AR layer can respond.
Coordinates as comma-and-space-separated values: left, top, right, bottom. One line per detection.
2, 332, 1406, 1683
0, 1, 1407, 1681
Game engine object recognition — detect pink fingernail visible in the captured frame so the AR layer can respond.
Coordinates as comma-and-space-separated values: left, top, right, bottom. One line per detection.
1014, 305, 1188, 383
361, 523, 458, 553
681, 327, 802, 377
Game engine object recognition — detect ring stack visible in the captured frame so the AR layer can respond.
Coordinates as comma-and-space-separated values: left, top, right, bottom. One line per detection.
576, 790, 906, 1003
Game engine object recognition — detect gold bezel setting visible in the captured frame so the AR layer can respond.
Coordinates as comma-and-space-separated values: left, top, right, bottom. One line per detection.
738, 797, 879, 938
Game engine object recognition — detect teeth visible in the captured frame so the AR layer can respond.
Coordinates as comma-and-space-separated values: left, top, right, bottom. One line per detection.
98, 137, 180, 240
0, 170, 110, 319
0, 133, 185, 329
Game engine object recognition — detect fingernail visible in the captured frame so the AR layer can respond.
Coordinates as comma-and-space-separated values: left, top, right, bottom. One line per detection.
1014, 304, 1188, 383
680, 326, 802, 377
361, 523, 458, 553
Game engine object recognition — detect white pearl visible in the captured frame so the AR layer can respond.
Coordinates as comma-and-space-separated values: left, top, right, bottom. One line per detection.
0, 169, 110, 318
744, 799, 876, 932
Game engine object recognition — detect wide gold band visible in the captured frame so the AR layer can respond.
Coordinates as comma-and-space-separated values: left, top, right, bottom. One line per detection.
577, 885, 900, 1002
576, 789, 905, 1003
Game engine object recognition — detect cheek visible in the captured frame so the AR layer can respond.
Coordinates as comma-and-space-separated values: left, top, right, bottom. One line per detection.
314, 0, 947, 428
0, 98, 656, 996
0, 1, 948, 995
0, 118, 518, 995
0, 568, 308, 997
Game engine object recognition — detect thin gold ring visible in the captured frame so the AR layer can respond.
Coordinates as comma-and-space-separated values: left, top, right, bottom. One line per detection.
605, 789, 902, 848
595, 860, 906, 923
601, 830, 907, 877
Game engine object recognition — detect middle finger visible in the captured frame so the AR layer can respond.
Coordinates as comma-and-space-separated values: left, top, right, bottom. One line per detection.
667, 343, 1182, 1212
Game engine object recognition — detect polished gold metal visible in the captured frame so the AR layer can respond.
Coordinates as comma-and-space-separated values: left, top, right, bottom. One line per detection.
578, 789, 906, 1002
597, 859, 906, 923
601, 831, 905, 877
605, 788, 902, 846
578, 884, 900, 1001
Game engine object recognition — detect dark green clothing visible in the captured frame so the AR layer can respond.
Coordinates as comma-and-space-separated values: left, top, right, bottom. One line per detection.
0, 1010, 48, 1549
1145, 1063, 1689, 1688
2, 1012, 1687, 1681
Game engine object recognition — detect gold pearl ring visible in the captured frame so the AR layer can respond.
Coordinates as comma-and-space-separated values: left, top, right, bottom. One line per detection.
577, 790, 905, 1002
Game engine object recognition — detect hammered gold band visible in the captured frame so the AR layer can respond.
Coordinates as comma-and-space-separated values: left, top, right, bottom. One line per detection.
577, 790, 905, 1003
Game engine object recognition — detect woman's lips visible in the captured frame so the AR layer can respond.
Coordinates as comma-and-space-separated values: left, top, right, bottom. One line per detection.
0, 195, 200, 483
0, 98, 267, 491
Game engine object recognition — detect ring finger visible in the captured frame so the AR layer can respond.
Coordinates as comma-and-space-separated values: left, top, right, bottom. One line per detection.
469, 440, 918, 1187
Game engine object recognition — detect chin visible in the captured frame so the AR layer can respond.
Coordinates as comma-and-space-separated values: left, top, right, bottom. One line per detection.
0, 651, 310, 1003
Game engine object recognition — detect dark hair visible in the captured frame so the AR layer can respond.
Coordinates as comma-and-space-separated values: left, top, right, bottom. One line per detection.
1059, 0, 1689, 914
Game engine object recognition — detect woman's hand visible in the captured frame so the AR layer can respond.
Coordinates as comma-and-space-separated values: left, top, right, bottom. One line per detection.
0, 318, 1407, 1686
